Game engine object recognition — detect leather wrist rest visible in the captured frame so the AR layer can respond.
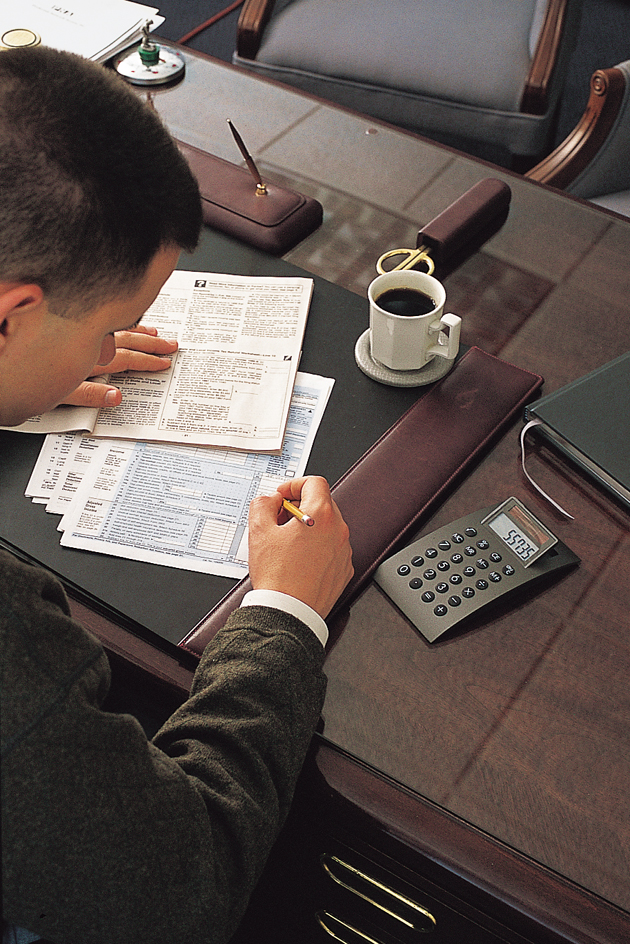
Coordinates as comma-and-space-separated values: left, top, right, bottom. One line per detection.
418, 178, 511, 276
177, 140, 323, 255
179, 347, 542, 656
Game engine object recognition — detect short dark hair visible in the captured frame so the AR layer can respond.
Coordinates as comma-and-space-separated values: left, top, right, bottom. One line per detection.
0, 46, 202, 317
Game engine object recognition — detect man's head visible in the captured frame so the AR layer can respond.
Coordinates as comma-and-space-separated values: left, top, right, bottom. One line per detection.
0, 46, 202, 425
0, 45, 201, 316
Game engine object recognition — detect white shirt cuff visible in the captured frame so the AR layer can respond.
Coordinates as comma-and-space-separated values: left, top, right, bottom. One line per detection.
240, 589, 328, 648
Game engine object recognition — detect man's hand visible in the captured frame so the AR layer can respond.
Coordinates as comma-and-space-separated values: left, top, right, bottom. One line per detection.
61, 325, 178, 409
248, 476, 353, 619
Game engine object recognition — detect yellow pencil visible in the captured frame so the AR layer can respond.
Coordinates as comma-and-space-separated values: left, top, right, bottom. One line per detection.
282, 499, 315, 527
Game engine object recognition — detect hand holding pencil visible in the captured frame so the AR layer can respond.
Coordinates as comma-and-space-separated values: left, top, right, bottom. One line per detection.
248, 476, 353, 619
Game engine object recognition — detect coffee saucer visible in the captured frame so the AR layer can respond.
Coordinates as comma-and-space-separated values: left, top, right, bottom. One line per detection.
354, 329, 455, 387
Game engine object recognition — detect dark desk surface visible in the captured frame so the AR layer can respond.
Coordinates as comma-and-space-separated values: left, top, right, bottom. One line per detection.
3, 45, 630, 941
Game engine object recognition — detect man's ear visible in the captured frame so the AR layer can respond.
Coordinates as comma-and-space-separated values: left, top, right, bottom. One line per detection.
0, 283, 45, 349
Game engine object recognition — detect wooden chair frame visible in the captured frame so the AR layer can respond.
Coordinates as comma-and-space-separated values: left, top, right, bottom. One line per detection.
236, 0, 573, 117
526, 65, 626, 188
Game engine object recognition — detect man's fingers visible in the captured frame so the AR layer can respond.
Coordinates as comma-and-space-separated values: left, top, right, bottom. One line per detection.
93, 349, 174, 375
61, 381, 121, 408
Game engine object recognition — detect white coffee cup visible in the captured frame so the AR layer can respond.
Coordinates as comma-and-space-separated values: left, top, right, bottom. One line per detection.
368, 270, 461, 372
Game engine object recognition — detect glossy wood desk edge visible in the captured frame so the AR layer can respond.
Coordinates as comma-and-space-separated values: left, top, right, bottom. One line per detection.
313, 741, 630, 944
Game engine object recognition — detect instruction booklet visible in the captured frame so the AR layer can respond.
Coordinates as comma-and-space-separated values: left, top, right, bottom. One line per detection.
7, 270, 313, 454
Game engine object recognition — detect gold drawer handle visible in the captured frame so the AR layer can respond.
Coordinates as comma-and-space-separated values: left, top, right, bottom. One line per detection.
321, 854, 437, 933
317, 910, 383, 943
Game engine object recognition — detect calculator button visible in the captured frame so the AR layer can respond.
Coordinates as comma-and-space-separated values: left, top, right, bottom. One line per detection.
452, 532, 465, 543
464, 546, 476, 556
463, 565, 476, 577
503, 564, 515, 576
411, 555, 424, 567
462, 587, 475, 599
436, 582, 449, 594
438, 539, 451, 551
451, 553, 464, 564
489, 572, 502, 583
397, 564, 411, 576
425, 547, 438, 558
465, 527, 477, 537
450, 573, 463, 585
422, 590, 435, 603
448, 595, 462, 607
437, 560, 450, 572
476, 558, 489, 569
490, 552, 502, 563
423, 568, 437, 581
433, 604, 448, 617
409, 577, 423, 590
476, 539, 490, 550
476, 579, 489, 590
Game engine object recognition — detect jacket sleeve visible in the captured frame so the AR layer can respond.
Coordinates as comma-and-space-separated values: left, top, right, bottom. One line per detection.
1, 553, 326, 944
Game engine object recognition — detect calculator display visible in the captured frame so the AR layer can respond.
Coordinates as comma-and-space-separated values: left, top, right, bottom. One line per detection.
483, 498, 557, 567
489, 513, 538, 561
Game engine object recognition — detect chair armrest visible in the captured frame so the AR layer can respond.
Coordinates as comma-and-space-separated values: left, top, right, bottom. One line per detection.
526, 66, 626, 188
521, 0, 571, 115
236, 0, 277, 59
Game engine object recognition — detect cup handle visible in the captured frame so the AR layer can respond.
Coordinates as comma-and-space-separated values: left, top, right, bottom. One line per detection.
427, 313, 461, 360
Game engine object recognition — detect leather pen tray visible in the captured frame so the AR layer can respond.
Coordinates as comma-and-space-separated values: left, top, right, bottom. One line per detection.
418, 178, 511, 278
180, 347, 543, 657
177, 140, 323, 255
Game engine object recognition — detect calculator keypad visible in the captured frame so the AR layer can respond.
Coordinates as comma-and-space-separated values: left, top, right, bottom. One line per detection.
388, 534, 517, 623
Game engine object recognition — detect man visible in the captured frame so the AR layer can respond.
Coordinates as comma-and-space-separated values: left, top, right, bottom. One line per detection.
0, 47, 353, 944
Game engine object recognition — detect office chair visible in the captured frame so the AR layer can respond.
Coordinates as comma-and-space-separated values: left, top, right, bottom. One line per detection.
527, 60, 630, 217
233, 0, 584, 166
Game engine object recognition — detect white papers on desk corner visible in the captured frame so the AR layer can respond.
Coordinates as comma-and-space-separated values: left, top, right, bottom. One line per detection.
25, 373, 334, 579
1, 0, 164, 62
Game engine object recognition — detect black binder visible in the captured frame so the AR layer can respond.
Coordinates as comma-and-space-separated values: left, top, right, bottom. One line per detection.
525, 351, 630, 509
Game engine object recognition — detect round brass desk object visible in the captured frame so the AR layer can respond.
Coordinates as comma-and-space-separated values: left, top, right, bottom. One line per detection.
0, 28, 41, 49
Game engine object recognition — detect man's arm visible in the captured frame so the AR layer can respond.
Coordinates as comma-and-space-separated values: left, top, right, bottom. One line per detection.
2, 477, 353, 944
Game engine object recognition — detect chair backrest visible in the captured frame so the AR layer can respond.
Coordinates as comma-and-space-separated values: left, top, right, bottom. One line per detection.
237, 0, 577, 116
527, 60, 630, 199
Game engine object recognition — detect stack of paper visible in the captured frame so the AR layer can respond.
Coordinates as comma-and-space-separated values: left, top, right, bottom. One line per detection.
13, 269, 334, 579
0, 0, 164, 62
25, 374, 334, 578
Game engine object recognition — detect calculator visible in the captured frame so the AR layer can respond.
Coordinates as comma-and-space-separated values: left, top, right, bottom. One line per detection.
374, 497, 580, 642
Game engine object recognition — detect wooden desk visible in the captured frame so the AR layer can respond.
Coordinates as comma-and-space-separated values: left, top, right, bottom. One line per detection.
6, 45, 630, 943
149, 47, 630, 943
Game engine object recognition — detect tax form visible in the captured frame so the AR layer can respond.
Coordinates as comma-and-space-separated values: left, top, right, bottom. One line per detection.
26, 374, 333, 578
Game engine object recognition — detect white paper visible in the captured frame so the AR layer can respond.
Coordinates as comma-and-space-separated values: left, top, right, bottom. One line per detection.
28, 374, 333, 578
0, 0, 164, 61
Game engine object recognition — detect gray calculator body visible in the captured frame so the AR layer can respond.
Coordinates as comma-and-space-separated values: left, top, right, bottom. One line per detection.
374, 497, 580, 642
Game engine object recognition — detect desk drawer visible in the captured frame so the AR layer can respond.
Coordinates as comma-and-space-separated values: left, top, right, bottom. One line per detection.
231, 828, 530, 944
311, 840, 526, 944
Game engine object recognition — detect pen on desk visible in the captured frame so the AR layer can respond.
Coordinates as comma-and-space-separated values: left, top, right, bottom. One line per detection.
227, 118, 268, 196
282, 499, 315, 527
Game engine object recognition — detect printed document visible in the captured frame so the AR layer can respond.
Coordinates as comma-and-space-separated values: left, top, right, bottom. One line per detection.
25, 373, 333, 579
10, 270, 313, 453
0, 0, 164, 61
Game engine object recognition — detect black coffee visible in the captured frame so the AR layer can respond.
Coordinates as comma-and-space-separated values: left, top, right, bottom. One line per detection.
376, 287, 436, 317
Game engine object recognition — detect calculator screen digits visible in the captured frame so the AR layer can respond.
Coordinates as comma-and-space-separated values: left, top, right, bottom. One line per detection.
484, 499, 556, 567
488, 513, 538, 561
